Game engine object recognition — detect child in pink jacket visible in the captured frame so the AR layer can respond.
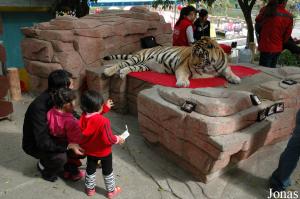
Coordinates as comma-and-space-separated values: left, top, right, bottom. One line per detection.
47, 88, 84, 180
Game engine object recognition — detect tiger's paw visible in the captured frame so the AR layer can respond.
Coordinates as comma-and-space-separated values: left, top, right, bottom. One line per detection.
176, 79, 190, 87
119, 69, 128, 79
103, 67, 117, 77
228, 75, 241, 84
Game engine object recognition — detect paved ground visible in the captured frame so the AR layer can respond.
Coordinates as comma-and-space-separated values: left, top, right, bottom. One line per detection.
0, 18, 300, 199
0, 77, 300, 199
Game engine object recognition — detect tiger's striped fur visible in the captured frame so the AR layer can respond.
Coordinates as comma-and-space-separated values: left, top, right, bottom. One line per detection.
103, 37, 240, 87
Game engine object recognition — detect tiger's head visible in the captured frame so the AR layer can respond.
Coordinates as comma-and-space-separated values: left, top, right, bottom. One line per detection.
191, 37, 226, 69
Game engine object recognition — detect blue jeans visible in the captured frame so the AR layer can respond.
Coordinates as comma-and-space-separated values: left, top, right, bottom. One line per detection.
270, 109, 300, 190
259, 52, 280, 68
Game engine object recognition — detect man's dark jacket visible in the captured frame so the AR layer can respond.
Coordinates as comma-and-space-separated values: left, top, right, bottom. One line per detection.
22, 91, 67, 158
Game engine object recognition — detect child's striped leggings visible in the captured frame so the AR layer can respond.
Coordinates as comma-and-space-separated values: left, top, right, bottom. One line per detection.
85, 154, 116, 192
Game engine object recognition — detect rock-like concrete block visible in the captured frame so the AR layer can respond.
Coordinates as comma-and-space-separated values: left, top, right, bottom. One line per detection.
252, 81, 300, 101
55, 51, 84, 78
39, 30, 74, 42
158, 87, 254, 117
25, 60, 62, 78
51, 40, 74, 52
21, 38, 53, 62
74, 36, 104, 64
86, 65, 111, 94
21, 27, 40, 38
137, 86, 296, 182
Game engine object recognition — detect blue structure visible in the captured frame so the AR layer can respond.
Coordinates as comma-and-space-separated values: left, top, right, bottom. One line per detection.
0, 1, 54, 68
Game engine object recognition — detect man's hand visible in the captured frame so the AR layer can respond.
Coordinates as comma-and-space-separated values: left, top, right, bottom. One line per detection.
106, 99, 114, 109
67, 143, 85, 155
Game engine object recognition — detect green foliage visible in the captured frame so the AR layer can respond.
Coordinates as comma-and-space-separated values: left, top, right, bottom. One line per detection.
53, 0, 98, 17
152, 0, 216, 9
278, 50, 300, 66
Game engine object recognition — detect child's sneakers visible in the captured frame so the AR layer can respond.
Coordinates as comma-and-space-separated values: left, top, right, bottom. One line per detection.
85, 188, 96, 196
64, 170, 85, 181
107, 187, 122, 199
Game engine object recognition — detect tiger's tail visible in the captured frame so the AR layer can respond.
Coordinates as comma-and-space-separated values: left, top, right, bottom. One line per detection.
103, 54, 133, 60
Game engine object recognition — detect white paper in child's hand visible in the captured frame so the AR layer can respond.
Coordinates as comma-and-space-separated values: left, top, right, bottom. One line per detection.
120, 130, 130, 140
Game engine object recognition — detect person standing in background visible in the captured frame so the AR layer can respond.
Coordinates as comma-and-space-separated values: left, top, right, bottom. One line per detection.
255, 0, 293, 68
173, 6, 197, 46
194, 9, 210, 41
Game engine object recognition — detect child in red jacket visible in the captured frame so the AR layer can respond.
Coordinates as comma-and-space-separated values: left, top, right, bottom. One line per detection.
79, 90, 124, 198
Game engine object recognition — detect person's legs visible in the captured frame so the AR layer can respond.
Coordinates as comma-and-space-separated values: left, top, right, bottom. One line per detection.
101, 154, 121, 198
39, 152, 67, 182
270, 53, 280, 68
259, 52, 274, 67
63, 150, 85, 180
85, 156, 98, 196
270, 110, 300, 191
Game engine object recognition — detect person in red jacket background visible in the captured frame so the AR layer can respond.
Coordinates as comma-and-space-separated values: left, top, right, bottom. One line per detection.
79, 90, 124, 198
173, 5, 197, 46
255, 0, 293, 68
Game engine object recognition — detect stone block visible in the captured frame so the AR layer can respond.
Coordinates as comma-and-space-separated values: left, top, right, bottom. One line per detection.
252, 81, 300, 101
73, 19, 103, 29
158, 87, 254, 117
37, 22, 57, 30
74, 25, 113, 38
74, 36, 104, 64
25, 60, 62, 78
28, 74, 48, 93
55, 51, 84, 78
86, 65, 111, 94
124, 21, 148, 35
51, 40, 75, 52
21, 27, 40, 38
155, 34, 172, 44
21, 38, 53, 62
39, 30, 74, 42
120, 42, 141, 54
49, 19, 75, 30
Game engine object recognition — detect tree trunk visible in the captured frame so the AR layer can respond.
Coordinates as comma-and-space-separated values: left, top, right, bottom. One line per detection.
238, 0, 256, 46
244, 11, 255, 44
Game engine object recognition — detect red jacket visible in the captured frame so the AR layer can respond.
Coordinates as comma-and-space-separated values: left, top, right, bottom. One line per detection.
79, 105, 119, 157
173, 18, 194, 46
256, 4, 293, 53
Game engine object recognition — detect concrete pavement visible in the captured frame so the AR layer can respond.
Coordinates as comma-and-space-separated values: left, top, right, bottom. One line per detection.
0, 89, 300, 199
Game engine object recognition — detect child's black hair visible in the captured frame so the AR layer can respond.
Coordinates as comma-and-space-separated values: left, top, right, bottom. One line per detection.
51, 87, 76, 109
175, 5, 196, 26
80, 90, 104, 113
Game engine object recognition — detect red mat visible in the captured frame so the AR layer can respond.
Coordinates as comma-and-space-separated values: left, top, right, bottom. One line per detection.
128, 65, 260, 88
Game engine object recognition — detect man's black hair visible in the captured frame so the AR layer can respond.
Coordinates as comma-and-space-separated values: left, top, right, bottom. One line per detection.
199, 9, 208, 18
80, 90, 104, 113
51, 88, 76, 109
48, 70, 72, 92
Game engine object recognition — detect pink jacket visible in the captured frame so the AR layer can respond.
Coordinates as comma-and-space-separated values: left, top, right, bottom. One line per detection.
47, 108, 82, 144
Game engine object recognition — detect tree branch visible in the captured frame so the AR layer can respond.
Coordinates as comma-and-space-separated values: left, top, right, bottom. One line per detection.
249, 0, 256, 9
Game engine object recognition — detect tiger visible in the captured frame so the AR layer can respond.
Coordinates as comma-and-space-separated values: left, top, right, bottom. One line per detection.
103, 37, 241, 87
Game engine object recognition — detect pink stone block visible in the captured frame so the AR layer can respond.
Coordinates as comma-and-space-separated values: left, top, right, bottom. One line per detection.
25, 60, 62, 78
21, 38, 53, 62
39, 30, 74, 42
74, 36, 104, 64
